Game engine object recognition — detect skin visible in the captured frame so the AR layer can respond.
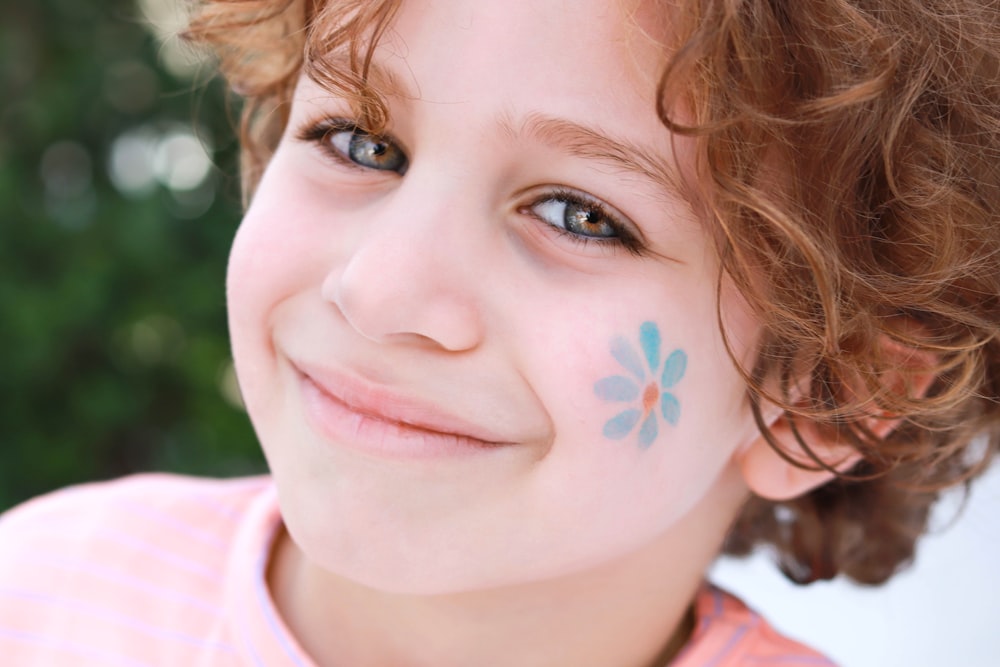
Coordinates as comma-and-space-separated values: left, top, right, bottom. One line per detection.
226, 0, 775, 664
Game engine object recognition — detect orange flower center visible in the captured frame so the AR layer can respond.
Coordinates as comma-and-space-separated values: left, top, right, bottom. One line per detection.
642, 383, 659, 415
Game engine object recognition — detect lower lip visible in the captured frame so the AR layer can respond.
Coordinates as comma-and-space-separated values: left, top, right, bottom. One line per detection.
299, 374, 507, 461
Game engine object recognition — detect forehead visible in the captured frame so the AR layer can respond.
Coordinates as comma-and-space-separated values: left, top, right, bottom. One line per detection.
301, 0, 669, 113
300, 0, 685, 192
379, 0, 664, 96
292, 0, 707, 252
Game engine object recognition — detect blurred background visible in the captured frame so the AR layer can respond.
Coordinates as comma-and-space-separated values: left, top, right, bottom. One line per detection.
1, 1, 997, 666
0, 0, 265, 511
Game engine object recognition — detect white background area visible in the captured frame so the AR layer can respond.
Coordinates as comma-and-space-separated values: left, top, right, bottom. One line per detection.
711, 460, 1000, 667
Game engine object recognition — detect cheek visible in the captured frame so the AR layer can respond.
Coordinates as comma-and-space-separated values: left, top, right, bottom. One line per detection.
528, 284, 734, 431
226, 162, 337, 338
230, 186, 308, 299
226, 214, 291, 374
225, 172, 333, 412
519, 286, 752, 505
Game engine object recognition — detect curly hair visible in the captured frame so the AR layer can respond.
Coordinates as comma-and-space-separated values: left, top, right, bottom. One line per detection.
183, 0, 1000, 585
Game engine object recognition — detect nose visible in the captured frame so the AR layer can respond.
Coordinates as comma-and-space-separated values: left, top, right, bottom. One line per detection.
322, 178, 486, 352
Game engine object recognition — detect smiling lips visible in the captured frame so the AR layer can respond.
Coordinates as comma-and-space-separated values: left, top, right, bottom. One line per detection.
295, 361, 513, 459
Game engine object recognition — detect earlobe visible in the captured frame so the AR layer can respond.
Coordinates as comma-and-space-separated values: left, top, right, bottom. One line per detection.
736, 330, 939, 502
735, 411, 861, 501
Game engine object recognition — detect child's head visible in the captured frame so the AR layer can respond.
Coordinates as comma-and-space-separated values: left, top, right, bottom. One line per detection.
184, 0, 1000, 593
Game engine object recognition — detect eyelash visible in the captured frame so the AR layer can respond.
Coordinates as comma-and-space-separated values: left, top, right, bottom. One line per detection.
519, 189, 643, 255
296, 117, 644, 255
297, 118, 409, 174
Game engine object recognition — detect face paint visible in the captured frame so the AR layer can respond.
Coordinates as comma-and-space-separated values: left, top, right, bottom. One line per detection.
594, 321, 687, 449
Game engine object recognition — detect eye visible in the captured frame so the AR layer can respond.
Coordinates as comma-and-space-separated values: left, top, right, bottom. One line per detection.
523, 189, 642, 253
298, 119, 408, 174
533, 198, 617, 239
330, 130, 408, 173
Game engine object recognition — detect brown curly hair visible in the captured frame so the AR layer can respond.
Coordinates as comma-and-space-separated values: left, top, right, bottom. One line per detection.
182, 0, 1000, 586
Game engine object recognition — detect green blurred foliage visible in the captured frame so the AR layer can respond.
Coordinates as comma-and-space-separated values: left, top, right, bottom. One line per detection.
0, 0, 266, 510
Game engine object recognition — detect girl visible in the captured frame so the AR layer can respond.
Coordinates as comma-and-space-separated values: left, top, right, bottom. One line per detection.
1, 0, 998, 665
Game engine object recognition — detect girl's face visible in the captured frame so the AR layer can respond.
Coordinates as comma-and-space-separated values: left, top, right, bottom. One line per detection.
228, 0, 762, 593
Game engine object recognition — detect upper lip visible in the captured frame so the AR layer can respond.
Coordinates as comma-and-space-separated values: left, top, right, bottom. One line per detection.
294, 360, 513, 445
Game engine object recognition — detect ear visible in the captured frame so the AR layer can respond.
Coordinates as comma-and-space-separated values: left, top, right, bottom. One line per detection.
736, 334, 938, 501
735, 410, 862, 501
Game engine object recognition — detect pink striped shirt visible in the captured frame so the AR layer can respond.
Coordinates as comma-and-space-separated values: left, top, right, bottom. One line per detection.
0, 474, 834, 666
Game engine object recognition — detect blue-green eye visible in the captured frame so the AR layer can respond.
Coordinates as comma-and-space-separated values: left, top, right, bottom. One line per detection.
299, 119, 408, 174
523, 188, 643, 254
532, 197, 619, 239
330, 130, 408, 173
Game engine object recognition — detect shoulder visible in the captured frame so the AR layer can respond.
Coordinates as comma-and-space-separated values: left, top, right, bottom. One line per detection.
0, 474, 274, 665
0, 473, 272, 578
673, 584, 837, 667
0, 473, 270, 552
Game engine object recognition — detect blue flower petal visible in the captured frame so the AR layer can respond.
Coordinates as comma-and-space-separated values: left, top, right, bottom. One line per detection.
660, 349, 687, 388
637, 412, 659, 448
594, 375, 640, 402
610, 337, 646, 381
639, 321, 660, 374
660, 392, 680, 425
603, 409, 642, 439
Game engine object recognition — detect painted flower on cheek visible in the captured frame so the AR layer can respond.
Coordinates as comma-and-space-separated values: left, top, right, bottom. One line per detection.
594, 321, 687, 449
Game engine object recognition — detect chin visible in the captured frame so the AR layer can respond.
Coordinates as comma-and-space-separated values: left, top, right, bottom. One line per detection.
276, 497, 590, 597
284, 521, 535, 596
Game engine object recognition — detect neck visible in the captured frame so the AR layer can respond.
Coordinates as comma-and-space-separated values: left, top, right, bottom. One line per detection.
268, 468, 747, 667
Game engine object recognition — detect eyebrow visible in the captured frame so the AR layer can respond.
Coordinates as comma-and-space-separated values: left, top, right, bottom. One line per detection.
497, 111, 690, 205
310, 60, 690, 204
